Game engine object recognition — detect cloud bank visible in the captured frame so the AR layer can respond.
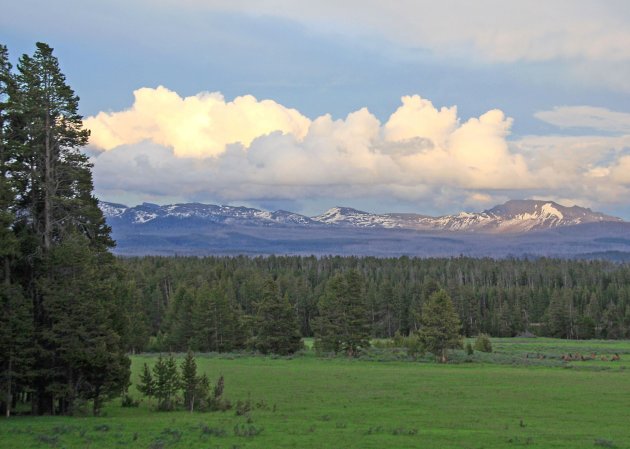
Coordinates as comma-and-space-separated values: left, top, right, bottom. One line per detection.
87, 87, 630, 216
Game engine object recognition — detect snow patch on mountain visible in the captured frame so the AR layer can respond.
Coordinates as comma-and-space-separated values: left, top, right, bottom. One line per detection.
313, 207, 403, 228
99, 201, 128, 218
311, 200, 622, 233
99, 199, 623, 234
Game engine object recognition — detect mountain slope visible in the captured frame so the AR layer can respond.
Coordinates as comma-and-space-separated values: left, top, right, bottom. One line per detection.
99, 200, 628, 258
101, 202, 316, 227
312, 200, 621, 233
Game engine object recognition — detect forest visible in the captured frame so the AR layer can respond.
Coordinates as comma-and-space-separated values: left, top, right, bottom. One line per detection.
117, 255, 630, 355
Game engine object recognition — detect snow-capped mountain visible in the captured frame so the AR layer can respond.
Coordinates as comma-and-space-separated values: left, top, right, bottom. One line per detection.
312, 200, 621, 233
100, 202, 316, 227
101, 199, 621, 233
312, 207, 421, 228
98, 200, 629, 258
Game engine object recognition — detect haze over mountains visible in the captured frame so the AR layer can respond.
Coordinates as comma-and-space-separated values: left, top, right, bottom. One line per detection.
100, 200, 630, 259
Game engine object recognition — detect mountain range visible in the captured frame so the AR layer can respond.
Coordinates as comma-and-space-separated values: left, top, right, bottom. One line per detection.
100, 200, 630, 259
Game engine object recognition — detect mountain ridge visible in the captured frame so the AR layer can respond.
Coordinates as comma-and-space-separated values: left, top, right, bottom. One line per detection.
99, 199, 630, 258
100, 199, 622, 234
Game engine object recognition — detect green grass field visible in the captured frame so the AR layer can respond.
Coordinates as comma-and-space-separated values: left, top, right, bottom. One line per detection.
2, 339, 630, 449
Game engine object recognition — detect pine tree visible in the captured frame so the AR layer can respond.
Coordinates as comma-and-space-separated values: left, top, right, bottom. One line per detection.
12, 43, 112, 251
0, 284, 33, 418
153, 354, 180, 411
255, 279, 302, 355
314, 271, 370, 356
314, 274, 344, 353
0, 45, 35, 418
136, 363, 155, 402
165, 286, 197, 351
37, 235, 130, 415
343, 270, 371, 355
545, 290, 574, 338
0, 46, 17, 265
416, 290, 463, 363
193, 283, 243, 352
180, 350, 198, 412
0, 42, 125, 415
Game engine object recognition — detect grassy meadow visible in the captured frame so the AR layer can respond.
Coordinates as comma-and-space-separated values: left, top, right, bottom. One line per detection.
2, 338, 630, 449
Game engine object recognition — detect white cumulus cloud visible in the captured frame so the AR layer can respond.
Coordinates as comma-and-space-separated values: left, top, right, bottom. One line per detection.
88, 88, 630, 216
85, 86, 311, 158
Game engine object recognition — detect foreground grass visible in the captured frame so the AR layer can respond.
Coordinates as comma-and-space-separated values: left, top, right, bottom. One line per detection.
2, 339, 630, 449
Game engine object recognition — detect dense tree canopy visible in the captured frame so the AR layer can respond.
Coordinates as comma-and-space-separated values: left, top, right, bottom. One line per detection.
314, 270, 370, 355
118, 255, 630, 354
416, 290, 463, 362
0, 42, 129, 417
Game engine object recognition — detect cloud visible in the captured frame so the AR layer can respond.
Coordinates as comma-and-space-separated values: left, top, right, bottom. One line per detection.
157, 0, 630, 91
88, 90, 531, 194
88, 88, 630, 216
511, 133, 630, 205
534, 106, 630, 133
168, 1, 630, 62
85, 86, 310, 157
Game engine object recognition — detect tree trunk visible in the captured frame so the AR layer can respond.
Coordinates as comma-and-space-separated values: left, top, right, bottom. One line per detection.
5, 354, 11, 418
43, 112, 52, 250
93, 386, 101, 416
3, 258, 9, 286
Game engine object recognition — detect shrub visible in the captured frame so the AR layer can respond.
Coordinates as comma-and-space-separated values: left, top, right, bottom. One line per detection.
121, 393, 140, 408
233, 424, 264, 437
594, 438, 616, 448
474, 334, 493, 353
199, 424, 227, 437
235, 398, 252, 416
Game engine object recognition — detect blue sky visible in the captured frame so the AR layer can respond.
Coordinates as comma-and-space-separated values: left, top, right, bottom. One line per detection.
3, 0, 630, 218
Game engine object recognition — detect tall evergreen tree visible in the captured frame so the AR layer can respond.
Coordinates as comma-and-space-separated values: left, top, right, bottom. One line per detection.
343, 270, 371, 354
180, 350, 209, 413
417, 290, 463, 363
314, 271, 370, 356
37, 235, 130, 415
0, 44, 35, 418
165, 285, 197, 351
12, 43, 111, 250
0, 42, 128, 415
136, 363, 155, 403
255, 279, 302, 355
180, 350, 197, 412
193, 283, 243, 352
153, 354, 180, 411
0, 46, 17, 264
0, 284, 33, 417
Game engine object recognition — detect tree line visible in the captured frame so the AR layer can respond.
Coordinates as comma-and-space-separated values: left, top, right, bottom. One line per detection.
0, 43, 130, 417
118, 255, 630, 354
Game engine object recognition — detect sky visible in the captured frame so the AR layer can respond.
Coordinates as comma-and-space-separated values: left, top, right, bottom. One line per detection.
3, 0, 630, 218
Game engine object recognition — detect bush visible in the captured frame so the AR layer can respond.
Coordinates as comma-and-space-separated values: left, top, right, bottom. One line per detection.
466, 342, 474, 355
121, 393, 140, 408
474, 334, 492, 353
235, 398, 252, 416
